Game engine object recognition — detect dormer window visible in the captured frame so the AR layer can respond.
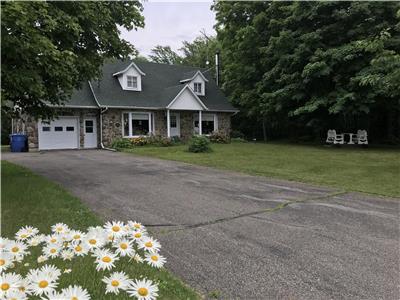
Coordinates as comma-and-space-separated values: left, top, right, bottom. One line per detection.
127, 76, 137, 89
193, 82, 202, 94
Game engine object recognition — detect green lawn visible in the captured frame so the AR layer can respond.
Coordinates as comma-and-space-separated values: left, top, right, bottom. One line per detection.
124, 142, 400, 198
1, 161, 199, 299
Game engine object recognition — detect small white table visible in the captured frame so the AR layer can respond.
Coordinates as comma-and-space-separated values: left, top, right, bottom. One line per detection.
343, 133, 356, 144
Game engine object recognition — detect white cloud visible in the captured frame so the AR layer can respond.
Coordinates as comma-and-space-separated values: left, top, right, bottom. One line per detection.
119, 2, 216, 57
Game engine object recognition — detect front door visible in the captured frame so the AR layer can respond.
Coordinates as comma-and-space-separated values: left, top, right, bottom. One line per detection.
84, 118, 97, 148
170, 113, 180, 137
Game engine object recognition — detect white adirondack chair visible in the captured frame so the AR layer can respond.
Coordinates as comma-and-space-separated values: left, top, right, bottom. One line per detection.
356, 130, 368, 145
326, 130, 336, 144
326, 130, 344, 144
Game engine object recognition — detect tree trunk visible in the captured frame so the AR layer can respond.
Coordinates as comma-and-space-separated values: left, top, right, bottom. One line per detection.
262, 118, 267, 142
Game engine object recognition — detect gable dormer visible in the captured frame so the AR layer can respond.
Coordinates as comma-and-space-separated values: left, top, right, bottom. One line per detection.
180, 70, 208, 96
113, 62, 145, 91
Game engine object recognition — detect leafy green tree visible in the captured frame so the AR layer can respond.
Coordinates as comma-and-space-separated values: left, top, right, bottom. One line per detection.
1, 1, 144, 119
148, 45, 182, 65
180, 32, 220, 71
214, 1, 400, 142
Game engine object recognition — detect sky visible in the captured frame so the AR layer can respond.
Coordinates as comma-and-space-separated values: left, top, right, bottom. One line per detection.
119, 1, 216, 57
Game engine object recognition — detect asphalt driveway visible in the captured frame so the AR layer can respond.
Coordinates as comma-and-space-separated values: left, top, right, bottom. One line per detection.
3, 150, 399, 299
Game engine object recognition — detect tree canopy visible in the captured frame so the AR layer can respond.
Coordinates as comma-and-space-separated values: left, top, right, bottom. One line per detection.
213, 1, 400, 142
1, 1, 144, 119
148, 45, 182, 65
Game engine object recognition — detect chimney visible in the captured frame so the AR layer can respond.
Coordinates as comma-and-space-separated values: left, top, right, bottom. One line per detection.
215, 50, 220, 87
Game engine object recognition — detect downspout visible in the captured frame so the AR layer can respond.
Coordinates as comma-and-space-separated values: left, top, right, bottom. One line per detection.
88, 81, 116, 151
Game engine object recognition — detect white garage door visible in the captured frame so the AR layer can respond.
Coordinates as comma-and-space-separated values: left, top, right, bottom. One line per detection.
38, 117, 79, 150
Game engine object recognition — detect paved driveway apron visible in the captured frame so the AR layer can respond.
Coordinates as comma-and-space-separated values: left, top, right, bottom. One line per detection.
3, 150, 399, 299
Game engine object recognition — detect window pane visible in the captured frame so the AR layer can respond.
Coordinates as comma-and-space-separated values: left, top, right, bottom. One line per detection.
123, 113, 129, 136
54, 126, 63, 131
66, 126, 74, 132
42, 126, 51, 132
170, 115, 177, 128
85, 127, 93, 133
202, 121, 214, 134
132, 119, 149, 136
132, 113, 149, 120
85, 120, 93, 127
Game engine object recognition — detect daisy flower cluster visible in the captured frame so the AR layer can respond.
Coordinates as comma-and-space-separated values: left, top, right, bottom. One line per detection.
0, 221, 166, 300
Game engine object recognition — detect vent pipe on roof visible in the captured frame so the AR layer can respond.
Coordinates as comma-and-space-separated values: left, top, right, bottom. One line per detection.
215, 50, 220, 87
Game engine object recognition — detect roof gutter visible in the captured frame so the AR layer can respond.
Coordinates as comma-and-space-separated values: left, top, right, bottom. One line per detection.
88, 81, 116, 152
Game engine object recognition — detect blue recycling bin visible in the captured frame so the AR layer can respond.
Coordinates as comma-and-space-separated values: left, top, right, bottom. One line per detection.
10, 134, 28, 152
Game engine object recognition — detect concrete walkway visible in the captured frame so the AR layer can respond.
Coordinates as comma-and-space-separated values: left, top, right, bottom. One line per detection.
3, 150, 399, 299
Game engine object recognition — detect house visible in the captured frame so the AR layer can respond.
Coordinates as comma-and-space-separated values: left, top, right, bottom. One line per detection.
13, 60, 238, 150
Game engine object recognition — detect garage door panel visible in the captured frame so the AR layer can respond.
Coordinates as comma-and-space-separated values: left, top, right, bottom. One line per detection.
39, 118, 79, 150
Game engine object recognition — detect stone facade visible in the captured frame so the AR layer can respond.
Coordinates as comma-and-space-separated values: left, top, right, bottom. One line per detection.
101, 109, 123, 147
16, 109, 232, 149
13, 108, 99, 149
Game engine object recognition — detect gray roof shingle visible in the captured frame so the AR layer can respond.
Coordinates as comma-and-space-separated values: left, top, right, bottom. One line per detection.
66, 60, 237, 111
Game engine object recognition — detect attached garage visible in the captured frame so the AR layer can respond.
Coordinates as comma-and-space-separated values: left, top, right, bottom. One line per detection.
38, 117, 79, 150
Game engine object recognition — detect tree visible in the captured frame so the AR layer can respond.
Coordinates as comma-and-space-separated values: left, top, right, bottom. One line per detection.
213, 2, 400, 142
1, 1, 144, 119
148, 45, 182, 65
180, 32, 220, 71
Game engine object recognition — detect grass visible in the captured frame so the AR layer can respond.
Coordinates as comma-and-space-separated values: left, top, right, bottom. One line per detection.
123, 142, 400, 198
1, 160, 199, 299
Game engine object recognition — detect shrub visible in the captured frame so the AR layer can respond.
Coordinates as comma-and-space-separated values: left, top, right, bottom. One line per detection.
147, 135, 173, 147
130, 136, 148, 146
209, 131, 230, 144
111, 138, 133, 149
188, 135, 212, 153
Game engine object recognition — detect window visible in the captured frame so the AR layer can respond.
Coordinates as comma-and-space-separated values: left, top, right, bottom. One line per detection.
194, 113, 217, 135
170, 115, 177, 128
127, 76, 138, 88
85, 120, 94, 133
54, 126, 63, 131
42, 126, 51, 132
66, 126, 74, 132
193, 82, 202, 94
122, 112, 153, 137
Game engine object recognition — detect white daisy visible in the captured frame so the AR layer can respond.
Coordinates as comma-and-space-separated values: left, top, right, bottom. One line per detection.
37, 255, 48, 264
127, 221, 145, 232
46, 235, 61, 246
102, 271, 131, 295
51, 223, 70, 235
40, 265, 61, 282
40, 290, 65, 299
6, 241, 29, 259
127, 279, 159, 300
42, 244, 62, 259
0, 238, 12, 251
15, 226, 38, 241
61, 285, 91, 300
4, 289, 28, 300
130, 230, 147, 242
104, 221, 125, 238
18, 278, 33, 296
144, 252, 166, 268
69, 230, 85, 244
27, 267, 59, 296
138, 237, 161, 253
0, 252, 14, 273
129, 253, 144, 264
113, 239, 135, 257
63, 269, 72, 274
60, 250, 74, 261
84, 229, 106, 250
0, 272, 22, 298
93, 249, 119, 271
70, 243, 89, 257
27, 234, 45, 247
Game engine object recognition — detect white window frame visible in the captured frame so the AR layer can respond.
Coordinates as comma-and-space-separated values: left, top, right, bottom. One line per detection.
126, 75, 138, 89
194, 113, 218, 135
193, 82, 202, 94
122, 112, 154, 137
